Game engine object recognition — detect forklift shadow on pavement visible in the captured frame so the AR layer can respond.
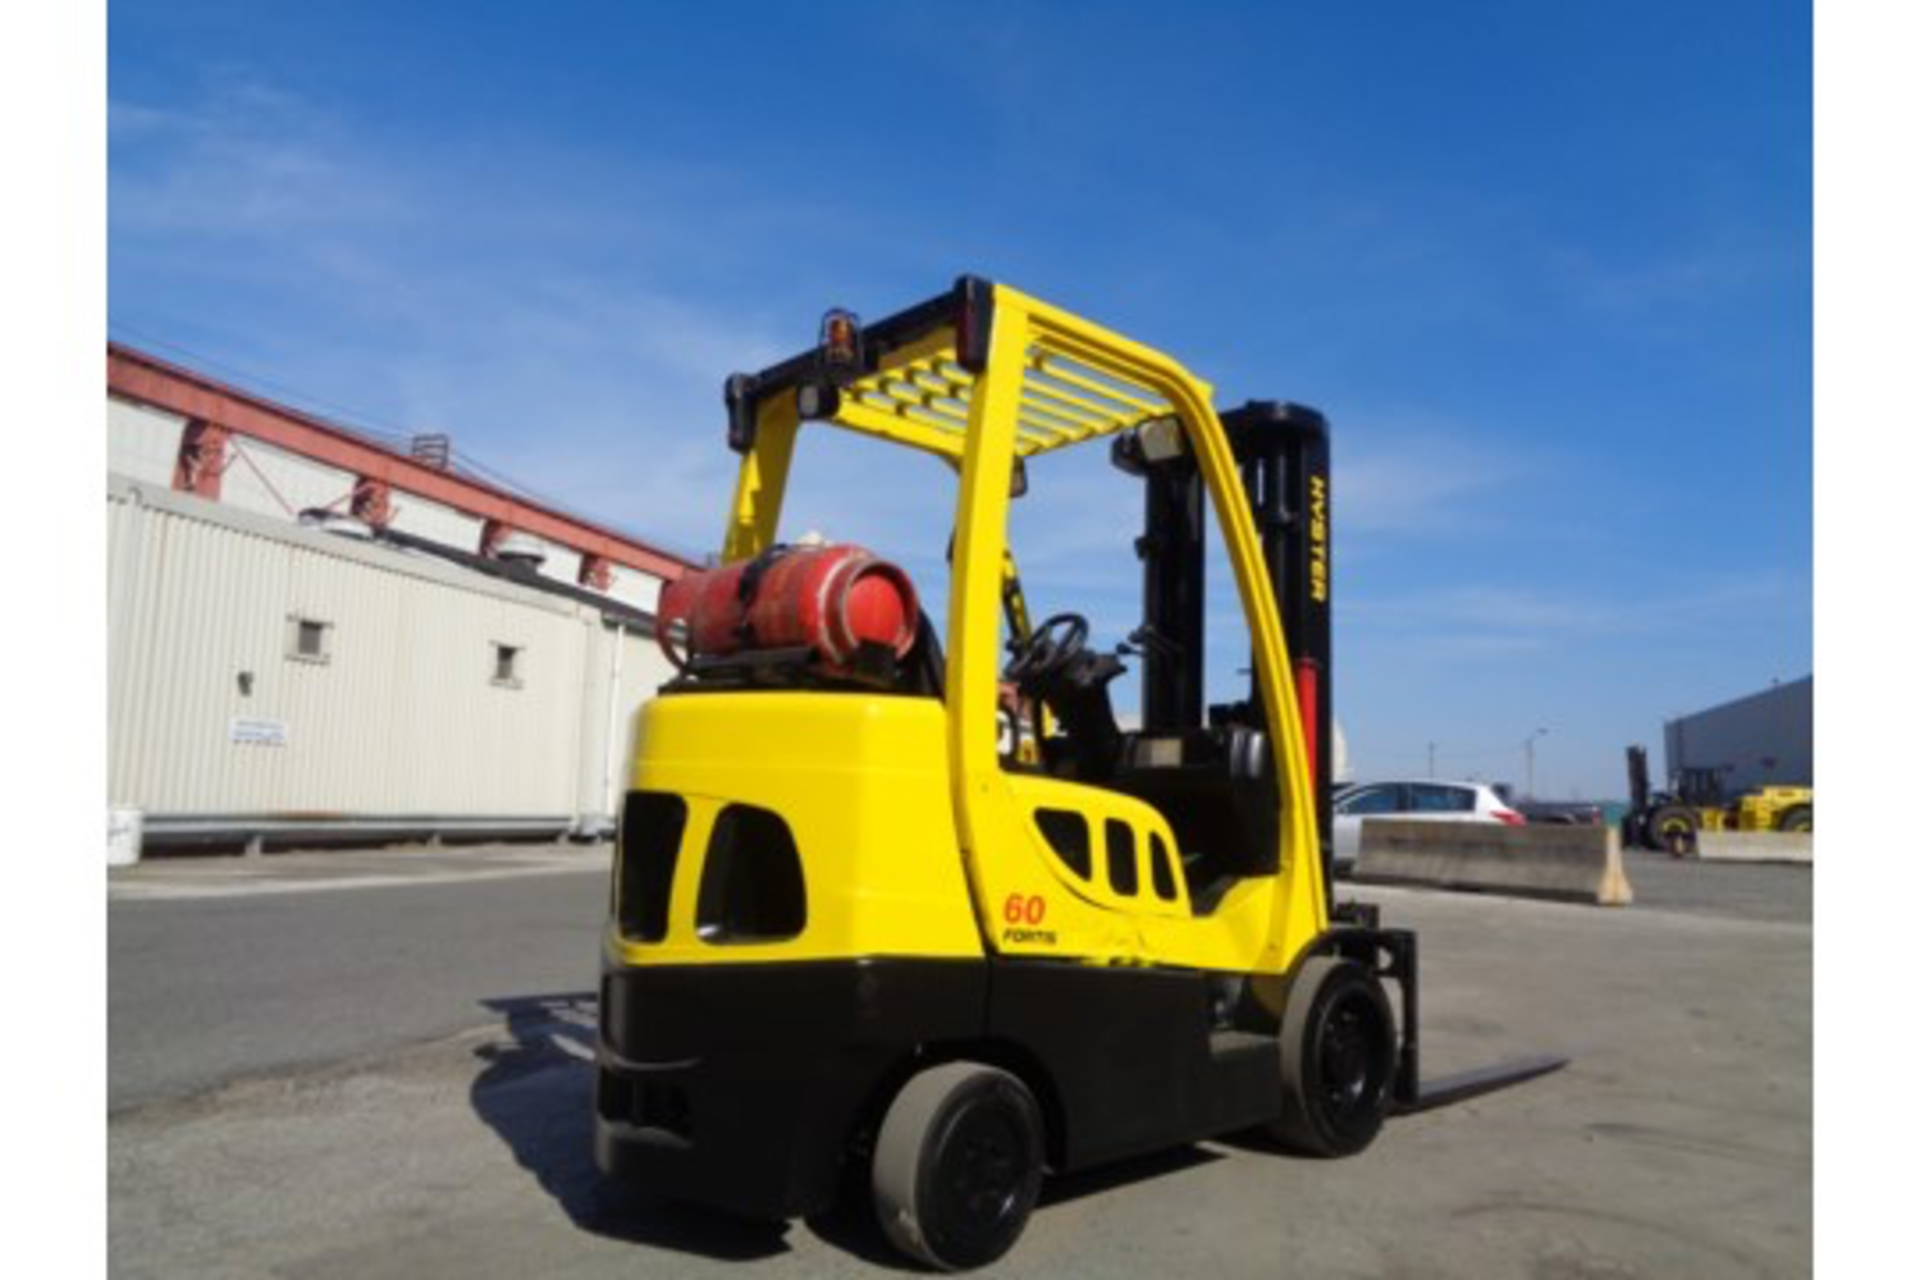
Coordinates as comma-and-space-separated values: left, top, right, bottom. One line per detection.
470, 993, 792, 1263
471, 992, 1228, 1269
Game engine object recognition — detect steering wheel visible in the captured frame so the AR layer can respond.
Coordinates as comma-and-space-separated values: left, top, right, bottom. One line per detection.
1005, 612, 1090, 688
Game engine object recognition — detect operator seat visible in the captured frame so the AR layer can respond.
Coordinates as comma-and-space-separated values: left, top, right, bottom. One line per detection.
1111, 723, 1279, 914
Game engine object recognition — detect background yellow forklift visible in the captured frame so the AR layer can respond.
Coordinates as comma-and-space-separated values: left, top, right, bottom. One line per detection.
595, 277, 1560, 1270
1622, 744, 1814, 856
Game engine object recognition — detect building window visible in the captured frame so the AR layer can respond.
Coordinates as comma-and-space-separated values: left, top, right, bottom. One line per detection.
286, 616, 332, 664
492, 643, 523, 688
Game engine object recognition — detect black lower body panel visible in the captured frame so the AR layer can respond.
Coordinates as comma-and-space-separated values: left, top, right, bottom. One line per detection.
594, 956, 1288, 1219
985, 961, 1283, 1170
595, 958, 988, 1220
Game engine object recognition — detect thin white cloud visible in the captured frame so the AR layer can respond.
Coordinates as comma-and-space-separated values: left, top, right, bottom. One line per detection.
1346, 571, 1809, 656
1334, 415, 1536, 537
1542, 237, 1802, 317
111, 83, 410, 235
108, 78, 822, 551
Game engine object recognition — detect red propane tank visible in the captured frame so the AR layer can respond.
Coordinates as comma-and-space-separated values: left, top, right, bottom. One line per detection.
658, 544, 919, 671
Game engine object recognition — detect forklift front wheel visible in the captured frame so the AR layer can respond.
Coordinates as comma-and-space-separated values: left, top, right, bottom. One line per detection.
872, 1061, 1045, 1273
1649, 806, 1699, 858
1271, 957, 1397, 1158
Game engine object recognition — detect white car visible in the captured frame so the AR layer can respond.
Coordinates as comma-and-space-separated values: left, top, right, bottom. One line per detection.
1330, 780, 1525, 874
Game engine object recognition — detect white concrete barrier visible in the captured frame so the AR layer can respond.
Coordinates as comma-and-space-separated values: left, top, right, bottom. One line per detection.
109, 806, 144, 867
1696, 831, 1813, 865
1354, 819, 1633, 906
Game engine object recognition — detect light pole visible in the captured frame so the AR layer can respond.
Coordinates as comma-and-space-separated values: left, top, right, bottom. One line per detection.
1524, 727, 1549, 799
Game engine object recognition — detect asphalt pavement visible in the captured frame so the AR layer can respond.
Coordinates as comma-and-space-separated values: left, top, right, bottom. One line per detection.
109, 843, 1812, 1279
1616, 848, 1812, 923
109, 844, 610, 1109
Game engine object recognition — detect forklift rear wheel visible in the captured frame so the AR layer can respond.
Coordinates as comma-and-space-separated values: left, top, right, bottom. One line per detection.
1779, 806, 1812, 834
872, 1061, 1045, 1272
1271, 957, 1397, 1158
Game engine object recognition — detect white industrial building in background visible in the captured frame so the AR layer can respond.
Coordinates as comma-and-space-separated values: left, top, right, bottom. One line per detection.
106, 344, 694, 854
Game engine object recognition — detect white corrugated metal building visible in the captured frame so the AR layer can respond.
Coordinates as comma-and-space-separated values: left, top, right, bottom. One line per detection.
107, 344, 693, 850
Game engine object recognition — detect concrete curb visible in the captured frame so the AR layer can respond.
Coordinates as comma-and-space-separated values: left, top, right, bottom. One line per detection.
1353, 820, 1633, 906
1696, 831, 1813, 865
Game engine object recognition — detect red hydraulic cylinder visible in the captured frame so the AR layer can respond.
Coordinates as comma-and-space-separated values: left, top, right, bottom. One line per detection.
1293, 657, 1320, 790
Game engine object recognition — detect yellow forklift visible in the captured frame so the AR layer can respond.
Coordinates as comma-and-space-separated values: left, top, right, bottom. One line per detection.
595, 278, 1560, 1269
1623, 745, 1814, 856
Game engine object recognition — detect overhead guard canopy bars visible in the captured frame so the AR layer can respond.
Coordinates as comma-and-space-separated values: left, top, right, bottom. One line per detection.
724, 275, 1186, 465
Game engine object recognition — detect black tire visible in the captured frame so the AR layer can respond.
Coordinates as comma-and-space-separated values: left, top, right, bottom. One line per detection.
871, 1062, 1045, 1272
1779, 806, 1812, 834
1649, 805, 1699, 858
1270, 957, 1398, 1158
1620, 812, 1646, 851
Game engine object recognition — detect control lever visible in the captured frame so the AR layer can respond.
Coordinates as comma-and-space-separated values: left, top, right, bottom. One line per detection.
1121, 624, 1183, 660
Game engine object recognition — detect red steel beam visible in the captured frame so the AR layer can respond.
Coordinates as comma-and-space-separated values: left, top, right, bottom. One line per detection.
109, 344, 692, 582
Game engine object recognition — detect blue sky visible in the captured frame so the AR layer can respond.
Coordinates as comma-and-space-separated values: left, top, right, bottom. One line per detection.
107, 1, 1811, 799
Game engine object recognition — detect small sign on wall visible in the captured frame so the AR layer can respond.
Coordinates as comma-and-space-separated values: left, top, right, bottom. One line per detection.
230, 717, 290, 747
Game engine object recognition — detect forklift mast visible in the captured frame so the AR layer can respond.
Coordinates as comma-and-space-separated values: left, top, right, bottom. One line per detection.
1626, 745, 1651, 813
1231, 403, 1334, 878
1121, 402, 1335, 892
